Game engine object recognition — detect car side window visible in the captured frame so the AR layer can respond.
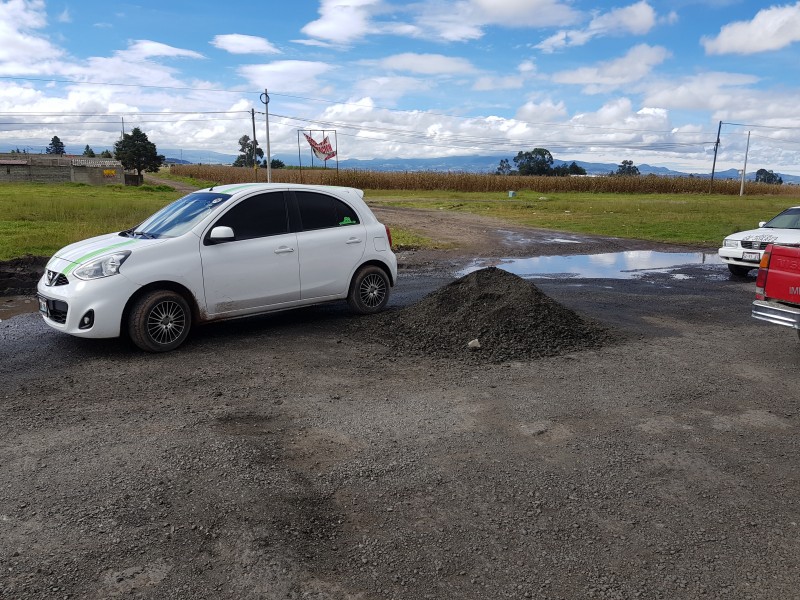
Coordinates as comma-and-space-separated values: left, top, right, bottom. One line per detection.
213, 192, 288, 240
296, 191, 360, 231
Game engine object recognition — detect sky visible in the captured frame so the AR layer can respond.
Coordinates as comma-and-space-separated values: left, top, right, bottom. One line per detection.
1, 0, 800, 175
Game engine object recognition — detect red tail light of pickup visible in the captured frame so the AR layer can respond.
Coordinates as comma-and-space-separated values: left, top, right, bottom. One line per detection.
755, 244, 772, 300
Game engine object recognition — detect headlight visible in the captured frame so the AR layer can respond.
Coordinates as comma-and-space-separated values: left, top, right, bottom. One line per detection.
73, 251, 131, 280
723, 239, 739, 248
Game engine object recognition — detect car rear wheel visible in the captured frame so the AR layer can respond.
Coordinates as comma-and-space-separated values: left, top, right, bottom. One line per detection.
728, 264, 753, 277
129, 290, 191, 352
347, 265, 390, 314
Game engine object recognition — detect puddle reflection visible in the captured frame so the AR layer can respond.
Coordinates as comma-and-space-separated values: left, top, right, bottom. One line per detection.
459, 251, 723, 280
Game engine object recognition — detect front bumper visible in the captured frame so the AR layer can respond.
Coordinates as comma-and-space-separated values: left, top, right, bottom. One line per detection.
718, 247, 763, 268
752, 299, 800, 330
36, 273, 141, 338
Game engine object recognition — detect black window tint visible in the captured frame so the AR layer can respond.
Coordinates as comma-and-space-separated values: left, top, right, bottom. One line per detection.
296, 191, 336, 230
334, 198, 360, 226
215, 192, 288, 240
296, 191, 360, 231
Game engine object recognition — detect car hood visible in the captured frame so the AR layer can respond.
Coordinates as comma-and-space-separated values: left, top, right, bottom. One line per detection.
727, 227, 800, 245
48, 233, 166, 274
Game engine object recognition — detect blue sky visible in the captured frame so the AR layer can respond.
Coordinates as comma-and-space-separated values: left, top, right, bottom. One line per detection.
2, 0, 800, 174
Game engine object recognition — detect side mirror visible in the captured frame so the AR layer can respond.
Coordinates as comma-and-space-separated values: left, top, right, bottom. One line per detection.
758, 221, 766, 228
208, 226, 235, 243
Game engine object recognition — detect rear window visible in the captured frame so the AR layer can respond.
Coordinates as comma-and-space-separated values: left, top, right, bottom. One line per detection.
296, 191, 360, 231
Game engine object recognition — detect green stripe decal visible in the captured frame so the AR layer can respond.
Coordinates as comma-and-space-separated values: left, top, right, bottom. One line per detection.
62, 240, 137, 274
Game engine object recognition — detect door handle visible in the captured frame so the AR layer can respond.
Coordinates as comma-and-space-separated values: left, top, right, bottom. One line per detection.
274, 246, 295, 254
345, 237, 363, 245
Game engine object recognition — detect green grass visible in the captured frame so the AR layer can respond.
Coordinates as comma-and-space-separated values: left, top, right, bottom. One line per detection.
2, 182, 799, 261
0, 183, 182, 260
365, 189, 800, 248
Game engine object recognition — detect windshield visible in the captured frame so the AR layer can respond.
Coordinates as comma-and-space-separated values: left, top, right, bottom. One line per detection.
127, 192, 232, 238
764, 207, 800, 229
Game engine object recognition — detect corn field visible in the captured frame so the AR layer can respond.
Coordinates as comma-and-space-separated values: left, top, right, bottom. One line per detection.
169, 165, 797, 196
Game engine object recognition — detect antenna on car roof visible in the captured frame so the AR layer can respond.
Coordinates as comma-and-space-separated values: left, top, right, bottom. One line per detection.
209, 183, 216, 191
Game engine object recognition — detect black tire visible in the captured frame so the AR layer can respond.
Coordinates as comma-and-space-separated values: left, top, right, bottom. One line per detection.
128, 290, 191, 352
728, 264, 753, 277
347, 265, 390, 314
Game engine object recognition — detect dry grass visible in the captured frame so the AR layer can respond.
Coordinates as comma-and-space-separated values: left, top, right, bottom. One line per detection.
169, 165, 795, 196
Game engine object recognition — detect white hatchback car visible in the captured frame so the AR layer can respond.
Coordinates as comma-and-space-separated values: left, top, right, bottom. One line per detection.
37, 183, 397, 351
719, 206, 800, 276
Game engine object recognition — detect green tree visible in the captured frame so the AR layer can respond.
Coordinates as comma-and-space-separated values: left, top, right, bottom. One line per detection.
495, 158, 514, 175
99, 149, 113, 158
270, 158, 285, 169
232, 135, 264, 167
755, 168, 783, 185
82, 145, 96, 157
114, 128, 164, 176
45, 136, 66, 155
614, 160, 640, 176
513, 148, 554, 176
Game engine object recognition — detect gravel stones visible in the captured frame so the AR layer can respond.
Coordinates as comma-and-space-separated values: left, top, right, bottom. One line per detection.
369, 267, 614, 363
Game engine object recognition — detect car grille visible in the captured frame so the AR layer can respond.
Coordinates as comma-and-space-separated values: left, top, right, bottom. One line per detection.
47, 299, 69, 324
45, 269, 69, 286
741, 241, 770, 250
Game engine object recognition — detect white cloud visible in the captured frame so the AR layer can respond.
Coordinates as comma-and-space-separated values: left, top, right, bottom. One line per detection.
301, 0, 381, 44
537, 1, 657, 53
120, 41, 205, 61
472, 75, 524, 91
515, 98, 568, 122
552, 44, 670, 91
211, 34, 280, 55
376, 53, 475, 75
415, 0, 579, 42
0, 0, 64, 72
643, 72, 760, 111
57, 7, 71, 23
237, 60, 333, 93
702, 2, 800, 55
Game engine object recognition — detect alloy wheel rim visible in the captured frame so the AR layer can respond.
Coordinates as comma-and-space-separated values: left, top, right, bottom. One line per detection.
147, 300, 186, 345
359, 274, 386, 308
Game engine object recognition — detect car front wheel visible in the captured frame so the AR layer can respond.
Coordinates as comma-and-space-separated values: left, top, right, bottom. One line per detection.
128, 290, 191, 352
728, 264, 753, 277
347, 266, 390, 314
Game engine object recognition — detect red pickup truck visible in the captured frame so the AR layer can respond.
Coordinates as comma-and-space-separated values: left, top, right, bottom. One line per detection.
752, 244, 800, 338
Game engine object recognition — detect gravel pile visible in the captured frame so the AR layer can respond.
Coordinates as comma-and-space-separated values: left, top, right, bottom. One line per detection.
371, 266, 614, 362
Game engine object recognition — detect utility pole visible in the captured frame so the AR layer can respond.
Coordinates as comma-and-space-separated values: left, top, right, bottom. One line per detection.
251, 108, 258, 180
740, 131, 751, 197
709, 120, 722, 193
261, 89, 272, 183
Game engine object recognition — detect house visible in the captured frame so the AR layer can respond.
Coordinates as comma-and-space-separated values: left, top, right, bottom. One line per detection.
0, 153, 125, 185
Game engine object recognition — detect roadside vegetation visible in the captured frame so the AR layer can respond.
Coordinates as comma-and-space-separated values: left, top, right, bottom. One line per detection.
1, 178, 798, 261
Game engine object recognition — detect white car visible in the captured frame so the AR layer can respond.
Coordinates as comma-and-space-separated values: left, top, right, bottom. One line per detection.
37, 183, 397, 352
719, 206, 800, 276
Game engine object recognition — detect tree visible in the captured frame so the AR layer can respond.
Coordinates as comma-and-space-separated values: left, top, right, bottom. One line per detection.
495, 158, 514, 175
99, 149, 113, 158
270, 158, 285, 169
513, 148, 554, 176
82, 145, 96, 157
614, 160, 640, 177
114, 128, 164, 176
232, 135, 264, 168
45, 136, 66, 155
755, 168, 783, 185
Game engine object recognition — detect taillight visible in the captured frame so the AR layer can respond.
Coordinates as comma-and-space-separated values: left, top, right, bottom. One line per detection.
385, 225, 393, 248
755, 245, 772, 299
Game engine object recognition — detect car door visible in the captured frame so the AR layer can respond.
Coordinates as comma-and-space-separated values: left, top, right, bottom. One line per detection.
293, 190, 367, 300
200, 191, 300, 316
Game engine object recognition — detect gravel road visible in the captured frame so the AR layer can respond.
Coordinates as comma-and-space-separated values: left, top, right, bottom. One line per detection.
1, 209, 799, 600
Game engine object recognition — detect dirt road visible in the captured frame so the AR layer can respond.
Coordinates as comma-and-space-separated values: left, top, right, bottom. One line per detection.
1, 205, 798, 600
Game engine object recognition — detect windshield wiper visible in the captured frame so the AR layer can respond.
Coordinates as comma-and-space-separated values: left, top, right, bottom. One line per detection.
134, 231, 156, 239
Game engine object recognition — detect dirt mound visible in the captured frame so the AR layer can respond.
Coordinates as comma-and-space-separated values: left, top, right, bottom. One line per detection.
370, 267, 614, 363
0, 255, 47, 296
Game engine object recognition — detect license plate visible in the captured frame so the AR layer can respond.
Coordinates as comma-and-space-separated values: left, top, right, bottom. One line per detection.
38, 297, 48, 314
743, 252, 760, 261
